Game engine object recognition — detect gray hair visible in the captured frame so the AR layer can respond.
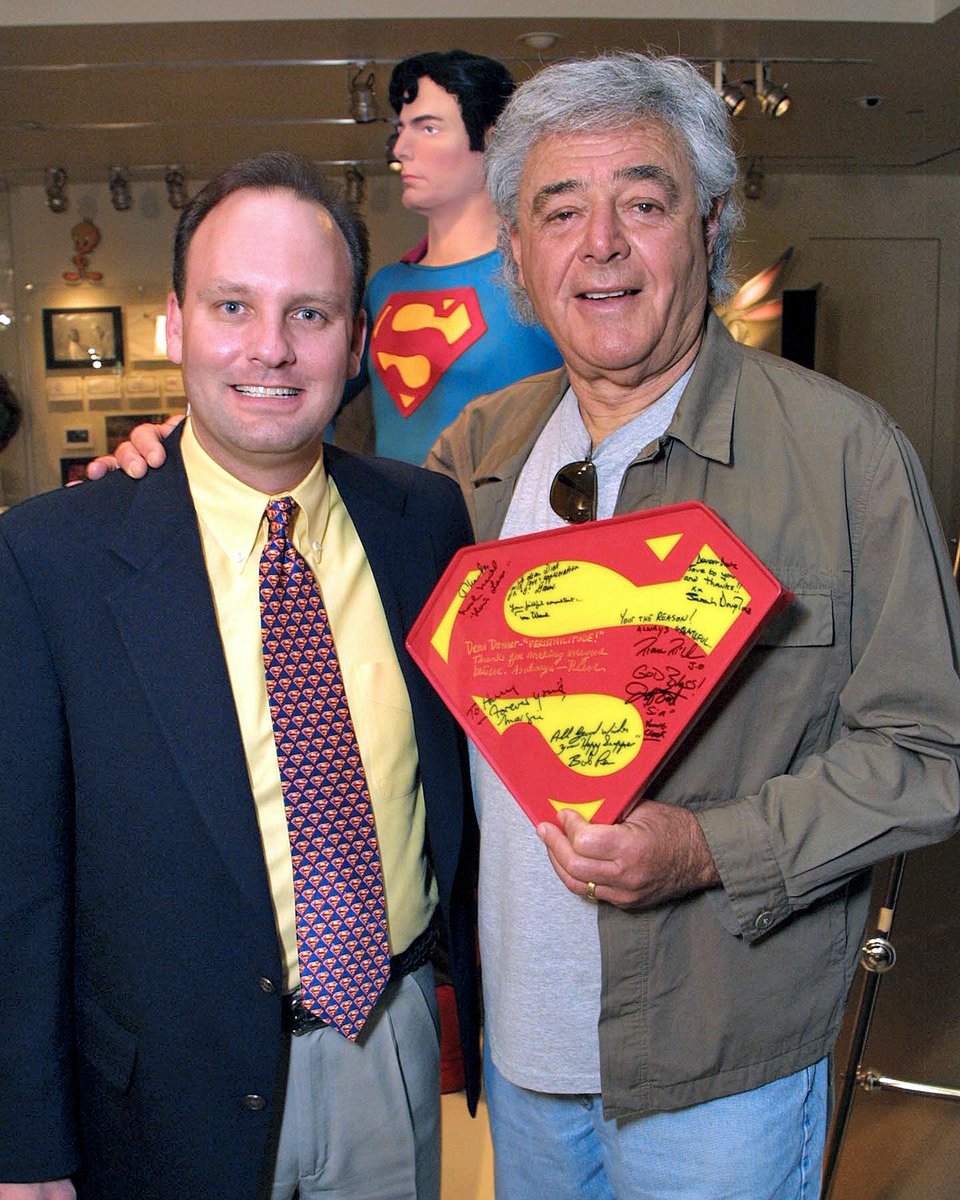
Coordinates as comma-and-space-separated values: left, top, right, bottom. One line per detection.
485, 51, 744, 320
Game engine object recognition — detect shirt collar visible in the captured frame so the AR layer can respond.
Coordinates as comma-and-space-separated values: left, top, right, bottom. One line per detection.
180, 418, 331, 569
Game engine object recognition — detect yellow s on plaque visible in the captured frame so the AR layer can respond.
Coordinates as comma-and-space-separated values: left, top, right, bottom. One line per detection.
408, 502, 791, 826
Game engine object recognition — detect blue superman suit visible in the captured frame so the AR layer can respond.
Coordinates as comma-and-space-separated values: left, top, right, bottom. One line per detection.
0, 432, 479, 1199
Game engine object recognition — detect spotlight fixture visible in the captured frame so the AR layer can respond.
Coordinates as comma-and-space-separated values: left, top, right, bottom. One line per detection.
744, 160, 765, 201
713, 62, 747, 118
164, 166, 189, 210
755, 62, 791, 119
109, 165, 132, 212
44, 166, 69, 214
349, 65, 379, 124
344, 165, 365, 207
386, 130, 401, 172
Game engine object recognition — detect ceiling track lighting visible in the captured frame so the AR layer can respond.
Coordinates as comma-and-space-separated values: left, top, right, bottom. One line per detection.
109, 164, 132, 211
44, 165, 69, 213
755, 62, 791, 119
164, 165, 189, 210
713, 61, 747, 119
349, 65, 379, 125
344, 164, 365, 207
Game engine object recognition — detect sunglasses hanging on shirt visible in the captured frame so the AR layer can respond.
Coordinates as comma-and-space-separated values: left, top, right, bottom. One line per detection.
549, 457, 598, 524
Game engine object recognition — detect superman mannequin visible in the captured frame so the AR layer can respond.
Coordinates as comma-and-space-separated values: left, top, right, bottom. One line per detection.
334, 50, 561, 463
87, 52, 560, 474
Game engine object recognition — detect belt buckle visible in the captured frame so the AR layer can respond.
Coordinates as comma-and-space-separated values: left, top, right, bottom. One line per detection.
283, 991, 327, 1037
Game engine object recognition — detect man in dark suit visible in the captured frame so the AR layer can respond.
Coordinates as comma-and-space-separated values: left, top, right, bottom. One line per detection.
0, 151, 478, 1200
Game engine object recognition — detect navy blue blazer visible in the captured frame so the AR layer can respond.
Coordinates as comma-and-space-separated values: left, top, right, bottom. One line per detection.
0, 433, 479, 1199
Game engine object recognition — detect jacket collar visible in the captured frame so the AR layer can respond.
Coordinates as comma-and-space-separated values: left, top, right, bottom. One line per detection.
468, 310, 740, 489
469, 368, 570, 489
666, 310, 740, 467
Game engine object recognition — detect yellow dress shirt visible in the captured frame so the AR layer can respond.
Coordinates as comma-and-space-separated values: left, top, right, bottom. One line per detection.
181, 420, 436, 992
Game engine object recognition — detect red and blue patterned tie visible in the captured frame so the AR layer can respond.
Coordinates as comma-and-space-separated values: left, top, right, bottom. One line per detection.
259, 496, 390, 1040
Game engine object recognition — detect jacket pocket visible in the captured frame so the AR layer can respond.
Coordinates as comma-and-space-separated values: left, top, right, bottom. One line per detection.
754, 587, 834, 648
78, 994, 137, 1093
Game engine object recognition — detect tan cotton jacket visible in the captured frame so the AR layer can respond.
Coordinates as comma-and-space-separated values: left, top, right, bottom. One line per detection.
427, 311, 960, 1117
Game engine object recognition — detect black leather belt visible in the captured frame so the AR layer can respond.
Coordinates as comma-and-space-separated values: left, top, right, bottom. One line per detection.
282, 922, 438, 1036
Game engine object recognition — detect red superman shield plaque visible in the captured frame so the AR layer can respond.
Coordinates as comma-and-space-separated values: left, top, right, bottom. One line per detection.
407, 502, 791, 827
369, 287, 487, 418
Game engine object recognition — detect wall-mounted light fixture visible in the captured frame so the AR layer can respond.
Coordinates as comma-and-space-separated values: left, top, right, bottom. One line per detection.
744, 160, 765, 200
344, 165, 365, 207
518, 31, 560, 51
386, 130, 401, 172
45, 166, 69, 213
164, 166, 189, 210
109, 165, 132, 211
713, 61, 747, 118
755, 62, 791, 119
349, 65, 379, 124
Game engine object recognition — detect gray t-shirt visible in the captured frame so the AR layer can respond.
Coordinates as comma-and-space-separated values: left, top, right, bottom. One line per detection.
476, 369, 690, 1093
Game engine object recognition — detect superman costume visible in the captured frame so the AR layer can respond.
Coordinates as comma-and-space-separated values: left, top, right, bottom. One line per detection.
346, 249, 561, 465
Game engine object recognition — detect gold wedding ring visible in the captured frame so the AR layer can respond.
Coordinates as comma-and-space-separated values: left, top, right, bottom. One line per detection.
586, 880, 597, 901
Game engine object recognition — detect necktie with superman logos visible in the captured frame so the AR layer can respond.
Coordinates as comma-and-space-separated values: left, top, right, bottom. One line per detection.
260, 496, 390, 1039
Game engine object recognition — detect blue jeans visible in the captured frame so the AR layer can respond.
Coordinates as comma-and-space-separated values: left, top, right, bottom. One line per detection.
484, 1045, 828, 1200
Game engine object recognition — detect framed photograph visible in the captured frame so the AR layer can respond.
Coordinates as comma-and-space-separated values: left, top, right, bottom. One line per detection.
124, 374, 162, 401
60, 456, 94, 486
45, 376, 83, 402
105, 412, 166, 454
43, 306, 124, 371
84, 374, 122, 402
162, 371, 186, 401
123, 304, 170, 369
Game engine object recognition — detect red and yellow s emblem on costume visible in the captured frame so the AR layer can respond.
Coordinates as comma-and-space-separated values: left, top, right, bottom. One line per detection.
369, 288, 487, 418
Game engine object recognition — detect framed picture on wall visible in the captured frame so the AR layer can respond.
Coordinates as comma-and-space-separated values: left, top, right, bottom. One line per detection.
43, 306, 124, 371
123, 303, 170, 369
105, 413, 166, 454
60, 456, 94, 486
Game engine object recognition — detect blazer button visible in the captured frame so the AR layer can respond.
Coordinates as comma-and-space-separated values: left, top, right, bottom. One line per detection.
258, 976, 277, 994
243, 1094, 267, 1112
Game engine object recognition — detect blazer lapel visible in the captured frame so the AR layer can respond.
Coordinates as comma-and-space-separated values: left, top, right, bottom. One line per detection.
325, 448, 465, 864
325, 448, 423, 653
105, 440, 273, 908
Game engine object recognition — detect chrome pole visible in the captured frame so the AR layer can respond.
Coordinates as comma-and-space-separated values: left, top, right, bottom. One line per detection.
821, 853, 905, 1198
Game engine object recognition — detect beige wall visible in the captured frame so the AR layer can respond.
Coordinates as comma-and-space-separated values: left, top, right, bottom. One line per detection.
1, 168, 958, 559
0, 172, 423, 504
730, 172, 960, 549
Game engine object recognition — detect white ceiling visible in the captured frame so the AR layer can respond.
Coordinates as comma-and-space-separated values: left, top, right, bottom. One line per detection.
2, 8, 958, 188
7, 0, 959, 24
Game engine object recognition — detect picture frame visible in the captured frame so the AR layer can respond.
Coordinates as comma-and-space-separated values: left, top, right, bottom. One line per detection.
105, 412, 166, 454
123, 303, 170, 369
45, 376, 83, 402
60, 456, 94, 486
43, 306, 124, 371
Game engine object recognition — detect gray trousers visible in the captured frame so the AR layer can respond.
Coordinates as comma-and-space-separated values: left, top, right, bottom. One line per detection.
271, 963, 441, 1200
